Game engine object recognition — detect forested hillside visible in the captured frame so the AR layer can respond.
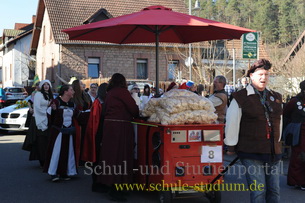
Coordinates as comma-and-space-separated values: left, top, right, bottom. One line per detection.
187, 0, 305, 45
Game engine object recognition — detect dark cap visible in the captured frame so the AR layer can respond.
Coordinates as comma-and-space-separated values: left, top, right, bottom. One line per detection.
90, 83, 98, 88
246, 59, 272, 77
300, 80, 305, 91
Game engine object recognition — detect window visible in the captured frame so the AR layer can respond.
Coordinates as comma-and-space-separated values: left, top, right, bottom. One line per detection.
50, 27, 53, 41
4, 66, 7, 81
168, 60, 179, 80
51, 58, 54, 82
6, 88, 26, 93
137, 59, 148, 79
42, 62, 45, 80
10, 64, 12, 80
88, 57, 100, 78
43, 26, 46, 44
201, 40, 229, 60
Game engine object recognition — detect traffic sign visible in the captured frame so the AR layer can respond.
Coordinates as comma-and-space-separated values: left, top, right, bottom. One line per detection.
242, 32, 258, 59
185, 57, 194, 67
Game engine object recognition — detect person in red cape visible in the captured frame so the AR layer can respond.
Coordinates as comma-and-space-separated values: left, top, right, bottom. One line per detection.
82, 83, 107, 162
82, 83, 108, 193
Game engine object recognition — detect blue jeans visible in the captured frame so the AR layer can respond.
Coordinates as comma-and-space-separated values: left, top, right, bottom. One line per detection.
240, 158, 280, 203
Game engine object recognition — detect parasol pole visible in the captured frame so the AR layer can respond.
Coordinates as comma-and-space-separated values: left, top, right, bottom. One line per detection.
155, 25, 160, 96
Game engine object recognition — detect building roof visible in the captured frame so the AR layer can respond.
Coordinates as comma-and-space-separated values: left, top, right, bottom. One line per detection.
31, 0, 267, 61
31, 0, 187, 48
2, 29, 29, 45
0, 24, 34, 51
3, 29, 25, 38
283, 30, 305, 66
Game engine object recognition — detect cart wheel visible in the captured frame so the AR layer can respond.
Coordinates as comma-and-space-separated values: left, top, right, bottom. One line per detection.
206, 191, 221, 203
158, 191, 172, 203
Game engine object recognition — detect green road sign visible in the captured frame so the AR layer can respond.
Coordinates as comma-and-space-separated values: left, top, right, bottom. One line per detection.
242, 32, 258, 59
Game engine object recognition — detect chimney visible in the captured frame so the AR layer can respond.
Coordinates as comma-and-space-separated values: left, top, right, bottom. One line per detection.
32, 15, 37, 24
15, 23, 29, 30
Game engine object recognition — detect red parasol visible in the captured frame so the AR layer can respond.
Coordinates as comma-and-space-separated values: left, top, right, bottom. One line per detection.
63, 5, 255, 94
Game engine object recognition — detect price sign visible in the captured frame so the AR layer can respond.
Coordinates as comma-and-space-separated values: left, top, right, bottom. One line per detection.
201, 145, 222, 163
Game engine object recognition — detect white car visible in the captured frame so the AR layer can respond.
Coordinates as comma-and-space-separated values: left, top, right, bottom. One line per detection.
0, 94, 58, 132
0, 96, 31, 131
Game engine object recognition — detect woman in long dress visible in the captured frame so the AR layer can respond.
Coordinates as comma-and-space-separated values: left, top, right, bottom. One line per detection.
23, 80, 53, 167
43, 84, 77, 182
22, 82, 40, 156
30, 80, 53, 167
97, 73, 139, 201
284, 80, 305, 189
71, 79, 91, 166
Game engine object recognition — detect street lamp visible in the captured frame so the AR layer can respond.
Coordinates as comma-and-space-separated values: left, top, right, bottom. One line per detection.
188, 0, 201, 80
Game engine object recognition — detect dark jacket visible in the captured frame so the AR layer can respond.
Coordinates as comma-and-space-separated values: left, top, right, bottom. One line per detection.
233, 88, 282, 154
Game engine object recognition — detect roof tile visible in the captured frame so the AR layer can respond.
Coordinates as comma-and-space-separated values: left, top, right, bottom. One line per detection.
44, 0, 188, 44
3, 29, 26, 37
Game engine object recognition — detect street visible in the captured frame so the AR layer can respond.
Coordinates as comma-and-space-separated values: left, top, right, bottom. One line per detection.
0, 132, 304, 203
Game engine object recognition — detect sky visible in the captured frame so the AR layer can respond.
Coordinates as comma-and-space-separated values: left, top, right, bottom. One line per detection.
1, 0, 38, 35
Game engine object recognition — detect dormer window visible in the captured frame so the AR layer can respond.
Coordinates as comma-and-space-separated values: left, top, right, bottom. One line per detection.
83, 8, 113, 24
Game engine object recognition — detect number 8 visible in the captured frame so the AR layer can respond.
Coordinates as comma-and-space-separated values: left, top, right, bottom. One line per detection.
208, 150, 214, 159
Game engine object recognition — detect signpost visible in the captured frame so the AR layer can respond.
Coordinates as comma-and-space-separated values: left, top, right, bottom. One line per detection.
185, 56, 194, 67
242, 32, 259, 59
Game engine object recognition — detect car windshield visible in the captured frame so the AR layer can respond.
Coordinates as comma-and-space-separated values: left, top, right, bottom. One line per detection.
6, 88, 25, 93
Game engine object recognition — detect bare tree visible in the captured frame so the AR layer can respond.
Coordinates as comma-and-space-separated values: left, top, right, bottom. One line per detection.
267, 43, 305, 99
164, 40, 232, 87
15, 43, 36, 80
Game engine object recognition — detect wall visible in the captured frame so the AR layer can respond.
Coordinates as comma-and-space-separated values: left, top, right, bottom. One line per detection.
14, 34, 32, 86
2, 45, 14, 87
60, 44, 184, 84
36, 9, 59, 89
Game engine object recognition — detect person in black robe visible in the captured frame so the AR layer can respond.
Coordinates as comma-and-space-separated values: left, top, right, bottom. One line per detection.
43, 84, 78, 182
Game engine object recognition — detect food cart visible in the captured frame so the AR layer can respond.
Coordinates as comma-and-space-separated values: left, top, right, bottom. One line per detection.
134, 119, 224, 203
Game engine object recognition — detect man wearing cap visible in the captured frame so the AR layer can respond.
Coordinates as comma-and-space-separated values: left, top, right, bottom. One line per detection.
186, 80, 198, 94
225, 59, 282, 203
208, 75, 228, 124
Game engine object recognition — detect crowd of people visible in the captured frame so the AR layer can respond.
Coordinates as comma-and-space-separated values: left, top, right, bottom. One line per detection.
21, 58, 305, 203
22, 74, 139, 201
